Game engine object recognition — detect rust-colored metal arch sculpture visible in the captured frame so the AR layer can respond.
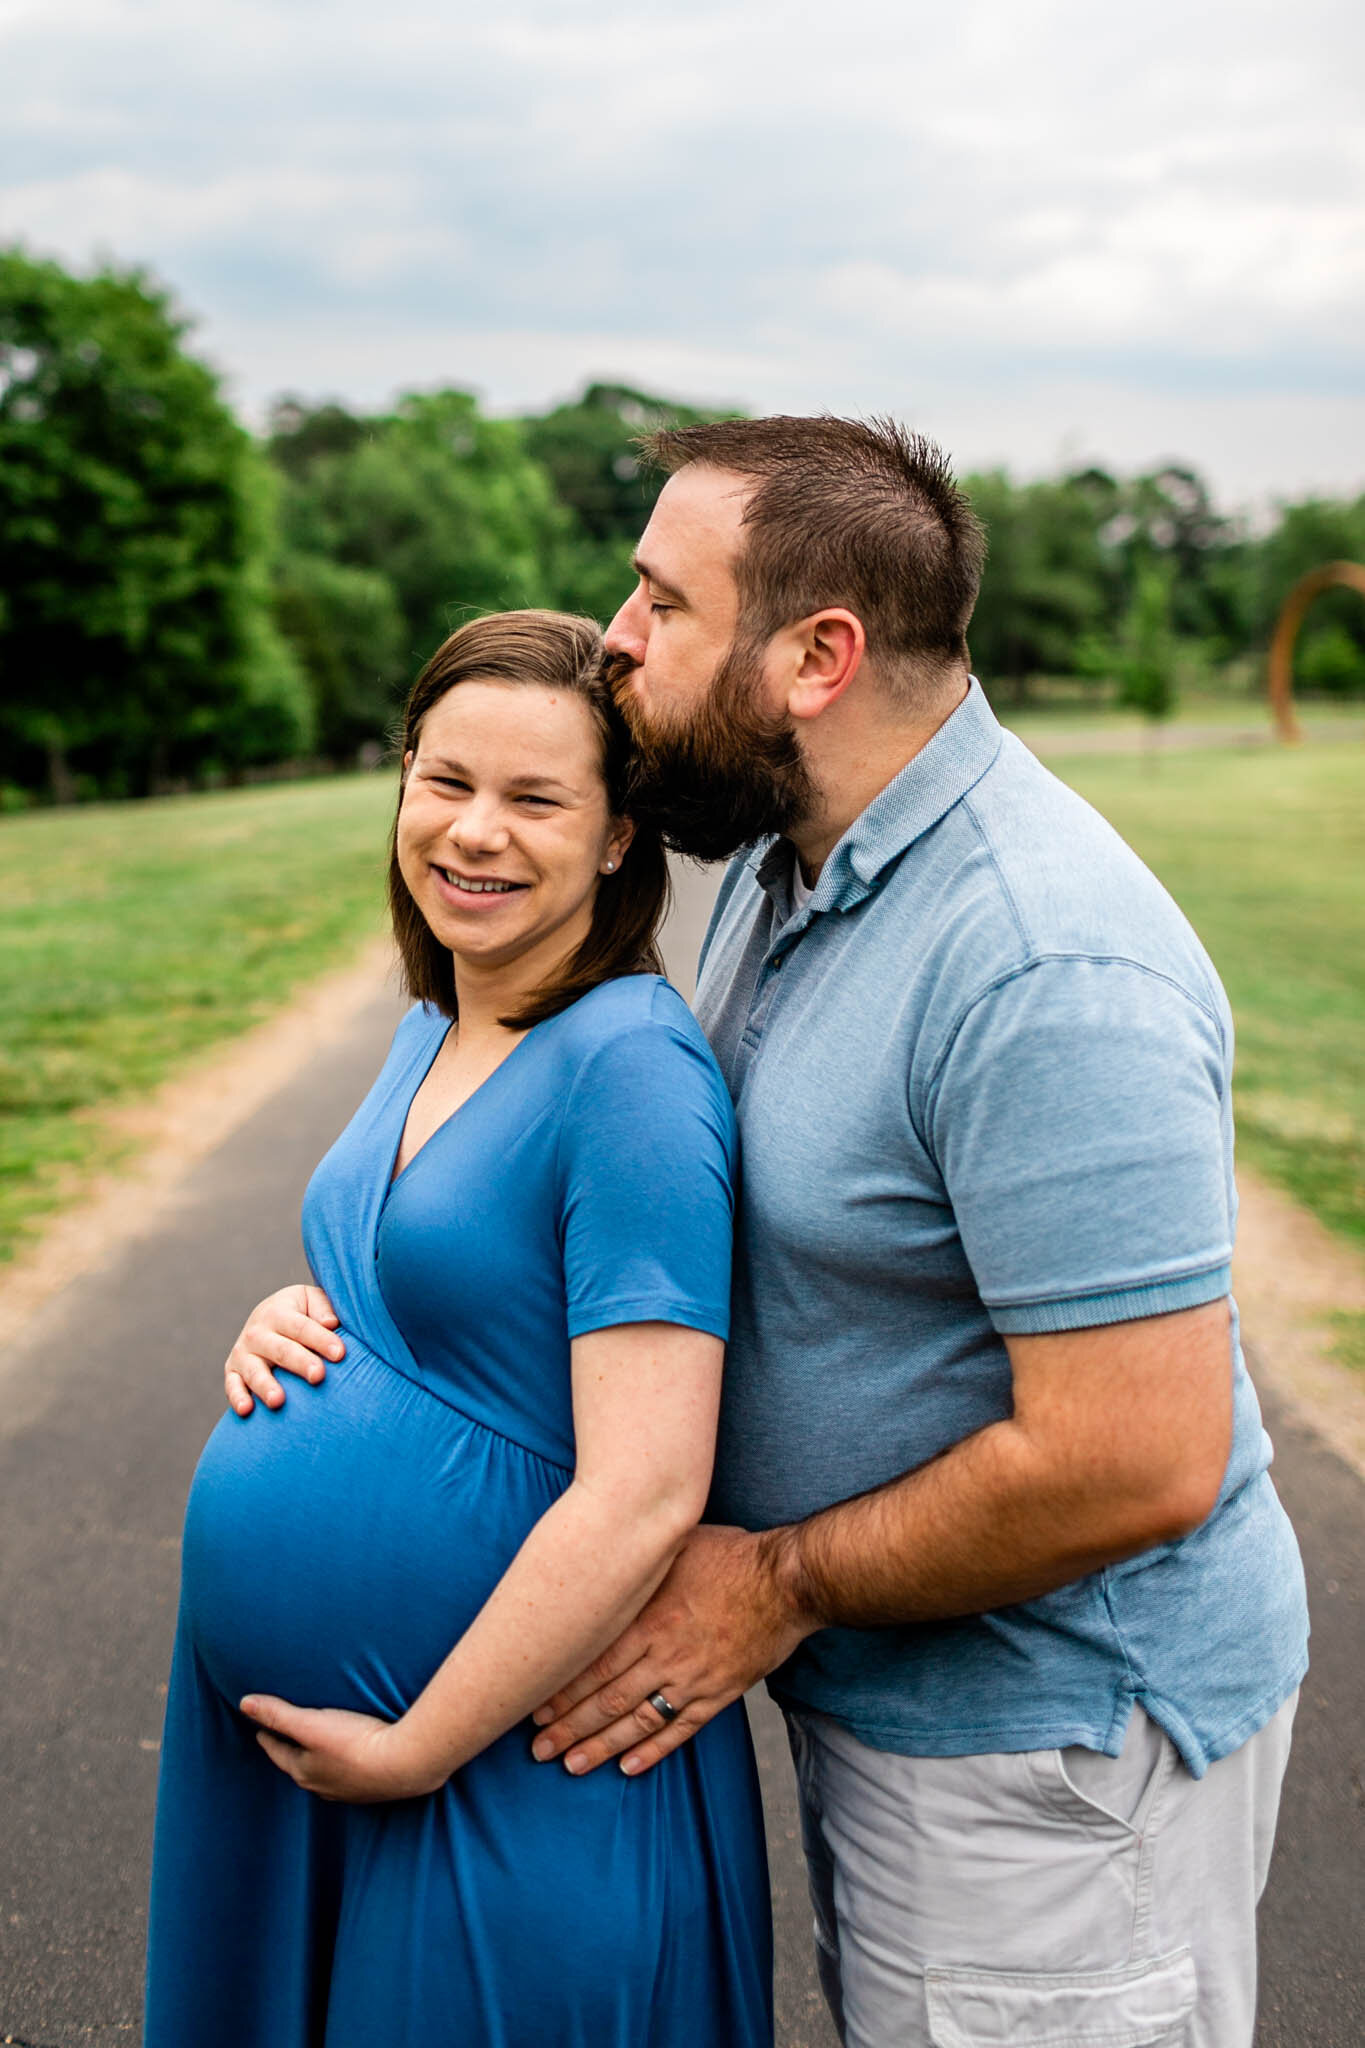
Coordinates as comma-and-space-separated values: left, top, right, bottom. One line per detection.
1267, 560, 1365, 741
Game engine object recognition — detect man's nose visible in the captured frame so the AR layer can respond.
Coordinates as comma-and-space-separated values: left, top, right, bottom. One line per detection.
605, 588, 646, 666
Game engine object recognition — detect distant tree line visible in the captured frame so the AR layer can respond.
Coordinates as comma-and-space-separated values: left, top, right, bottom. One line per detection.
3, 249, 1364, 803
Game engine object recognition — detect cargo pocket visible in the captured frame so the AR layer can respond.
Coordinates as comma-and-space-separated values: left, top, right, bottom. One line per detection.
925, 1946, 1196, 2047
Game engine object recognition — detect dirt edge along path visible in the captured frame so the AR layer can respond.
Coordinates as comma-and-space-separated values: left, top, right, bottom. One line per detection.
0, 935, 397, 1365
2, 932, 1363, 1479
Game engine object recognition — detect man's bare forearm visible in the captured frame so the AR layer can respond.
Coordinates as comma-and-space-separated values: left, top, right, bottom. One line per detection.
764, 1417, 1169, 1636
763, 1306, 1233, 1637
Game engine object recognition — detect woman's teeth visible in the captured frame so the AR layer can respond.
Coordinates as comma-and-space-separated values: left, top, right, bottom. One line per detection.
443, 871, 519, 894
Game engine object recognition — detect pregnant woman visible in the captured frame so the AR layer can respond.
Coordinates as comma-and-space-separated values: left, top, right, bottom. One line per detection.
144, 610, 773, 2048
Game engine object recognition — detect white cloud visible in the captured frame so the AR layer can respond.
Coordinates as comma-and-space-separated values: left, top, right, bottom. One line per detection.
2, 165, 408, 243
819, 174, 1365, 357
0, 0, 1361, 502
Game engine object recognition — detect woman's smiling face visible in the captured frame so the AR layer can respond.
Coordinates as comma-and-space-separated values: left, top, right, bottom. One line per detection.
396, 678, 632, 985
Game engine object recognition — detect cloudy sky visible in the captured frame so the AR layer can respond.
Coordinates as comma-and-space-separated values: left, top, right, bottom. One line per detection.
2, 0, 1362, 505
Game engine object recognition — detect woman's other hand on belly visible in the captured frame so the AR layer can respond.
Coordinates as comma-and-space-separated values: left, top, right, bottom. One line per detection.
225, 1284, 345, 1415
240, 1694, 445, 1802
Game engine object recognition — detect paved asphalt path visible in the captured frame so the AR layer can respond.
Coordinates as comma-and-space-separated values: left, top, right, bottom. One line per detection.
0, 860, 1360, 2046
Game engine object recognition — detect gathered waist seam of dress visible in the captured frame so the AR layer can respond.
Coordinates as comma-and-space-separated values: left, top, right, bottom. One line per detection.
336, 1330, 577, 1476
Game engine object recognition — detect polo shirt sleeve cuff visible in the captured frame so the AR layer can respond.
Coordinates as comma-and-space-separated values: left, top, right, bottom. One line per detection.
986, 1261, 1232, 1335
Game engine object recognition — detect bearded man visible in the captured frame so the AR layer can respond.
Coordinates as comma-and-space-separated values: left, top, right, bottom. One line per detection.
531, 417, 1308, 2048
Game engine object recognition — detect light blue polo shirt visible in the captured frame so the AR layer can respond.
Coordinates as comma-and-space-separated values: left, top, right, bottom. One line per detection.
697, 680, 1308, 1775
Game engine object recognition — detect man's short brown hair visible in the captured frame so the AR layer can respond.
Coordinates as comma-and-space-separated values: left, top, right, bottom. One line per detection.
640, 415, 986, 687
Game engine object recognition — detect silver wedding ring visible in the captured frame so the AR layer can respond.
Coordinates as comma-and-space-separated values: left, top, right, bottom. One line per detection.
647, 1691, 680, 1723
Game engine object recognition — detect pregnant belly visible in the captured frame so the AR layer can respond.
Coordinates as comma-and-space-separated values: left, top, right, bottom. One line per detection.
180, 1343, 567, 1716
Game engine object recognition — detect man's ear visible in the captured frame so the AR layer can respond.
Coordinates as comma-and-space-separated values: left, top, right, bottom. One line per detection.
785, 610, 865, 721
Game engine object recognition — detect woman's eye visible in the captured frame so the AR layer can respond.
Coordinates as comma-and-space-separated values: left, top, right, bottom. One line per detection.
516, 794, 556, 808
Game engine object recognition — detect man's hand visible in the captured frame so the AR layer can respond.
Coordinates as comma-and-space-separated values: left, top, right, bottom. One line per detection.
531, 1304, 1234, 1783
529, 1523, 819, 1778
240, 1695, 443, 1802
225, 1284, 345, 1415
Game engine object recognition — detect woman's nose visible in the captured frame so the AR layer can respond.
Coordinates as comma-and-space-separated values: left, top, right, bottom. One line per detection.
446, 800, 510, 854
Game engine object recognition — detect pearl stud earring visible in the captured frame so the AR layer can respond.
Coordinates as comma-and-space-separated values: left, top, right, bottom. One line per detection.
604, 860, 615, 872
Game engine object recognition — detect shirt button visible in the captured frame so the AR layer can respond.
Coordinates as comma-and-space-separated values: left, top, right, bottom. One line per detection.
772, 954, 783, 969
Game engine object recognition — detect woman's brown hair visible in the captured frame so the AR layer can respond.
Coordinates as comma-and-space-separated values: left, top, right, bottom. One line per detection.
387, 610, 669, 1029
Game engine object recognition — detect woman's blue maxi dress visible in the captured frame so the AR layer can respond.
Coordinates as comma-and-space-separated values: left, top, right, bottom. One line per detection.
145, 977, 773, 2048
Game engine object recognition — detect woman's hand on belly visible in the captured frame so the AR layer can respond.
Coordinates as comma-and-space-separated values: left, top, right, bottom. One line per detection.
225, 1283, 345, 1416
240, 1694, 446, 1802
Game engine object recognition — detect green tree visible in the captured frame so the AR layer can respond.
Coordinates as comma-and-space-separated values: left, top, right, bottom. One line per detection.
267, 397, 372, 480
524, 382, 736, 618
1255, 496, 1365, 696
1112, 466, 1250, 660
270, 390, 570, 678
965, 469, 1115, 697
0, 248, 310, 798
1116, 561, 1178, 723
1296, 621, 1365, 695
272, 551, 408, 757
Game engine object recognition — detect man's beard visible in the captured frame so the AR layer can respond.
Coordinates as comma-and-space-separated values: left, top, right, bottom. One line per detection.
607, 635, 815, 862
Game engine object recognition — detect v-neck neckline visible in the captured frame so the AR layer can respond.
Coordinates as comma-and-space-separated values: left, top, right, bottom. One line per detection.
383, 1015, 539, 1199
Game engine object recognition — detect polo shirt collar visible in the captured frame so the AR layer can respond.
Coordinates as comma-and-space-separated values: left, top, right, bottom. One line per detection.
749, 677, 1003, 913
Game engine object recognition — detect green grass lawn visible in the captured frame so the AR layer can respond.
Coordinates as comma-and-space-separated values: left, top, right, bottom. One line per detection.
1002, 692, 1365, 752
3, 741, 1362, 1289
1051, 742, 1365, 1254
0, 773, 396, 1264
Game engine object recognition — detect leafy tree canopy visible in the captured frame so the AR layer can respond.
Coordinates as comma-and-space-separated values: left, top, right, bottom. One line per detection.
6, 245, 1364, 806
965, 469, 1116, 691
1256, 497, 1365, 689
270, 388, 570, 670
523, 381, 738, 618
0, 248, 309, 797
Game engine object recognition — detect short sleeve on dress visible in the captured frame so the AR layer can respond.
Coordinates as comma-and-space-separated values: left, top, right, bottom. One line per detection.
926, 956, 1234, 1334
557, 1020, 737, 1343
